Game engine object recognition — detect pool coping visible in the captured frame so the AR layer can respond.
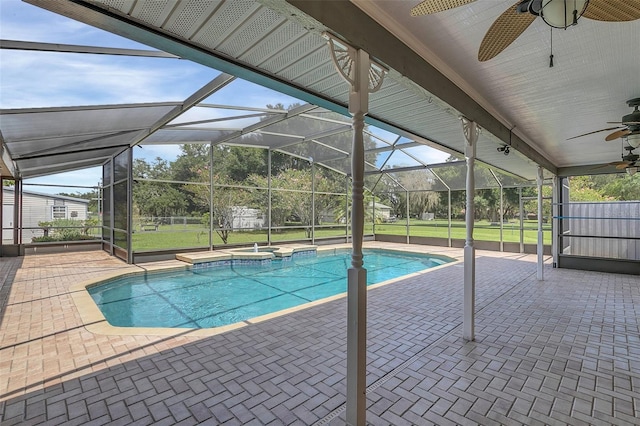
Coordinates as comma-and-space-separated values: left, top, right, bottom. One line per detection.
69, 244, 460, 337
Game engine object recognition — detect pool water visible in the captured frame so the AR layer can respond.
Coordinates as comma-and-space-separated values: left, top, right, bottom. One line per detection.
89, 249, 452, 329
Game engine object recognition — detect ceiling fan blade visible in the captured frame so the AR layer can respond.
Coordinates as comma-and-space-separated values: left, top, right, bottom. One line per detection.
583, 0, 640, 22
566, 126, 625, 140
613, 161, 632, 169
605, 129, 632, 141
411, 0, 476, 16
478, 2, 536, 62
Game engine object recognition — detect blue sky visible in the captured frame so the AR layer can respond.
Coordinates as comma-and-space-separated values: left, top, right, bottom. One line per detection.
0, 0, 449, 194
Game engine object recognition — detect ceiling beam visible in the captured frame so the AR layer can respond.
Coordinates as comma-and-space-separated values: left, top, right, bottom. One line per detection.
557, 164, 624, 177
127, 73, 237, 147
0, 39, 179, 58
286, 0, 557, 175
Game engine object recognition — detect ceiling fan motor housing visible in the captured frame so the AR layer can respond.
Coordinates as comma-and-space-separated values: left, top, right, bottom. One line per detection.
622, 111, 640, 125
517, 0, 541, 15
623, 99, 640, 124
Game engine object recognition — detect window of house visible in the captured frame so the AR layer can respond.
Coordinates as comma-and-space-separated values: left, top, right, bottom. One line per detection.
52, 205, 67, 219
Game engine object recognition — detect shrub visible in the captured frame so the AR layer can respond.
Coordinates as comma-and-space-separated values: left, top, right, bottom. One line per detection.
31, 236, 57, 243
34, 219, 99, 243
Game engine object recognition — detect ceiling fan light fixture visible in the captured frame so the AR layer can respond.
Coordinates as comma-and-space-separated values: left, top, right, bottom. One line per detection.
541, 0, 589, 29
626, 133, 640, 149
626, 166, 638, 176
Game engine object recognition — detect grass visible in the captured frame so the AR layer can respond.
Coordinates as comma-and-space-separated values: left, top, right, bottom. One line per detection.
130, 224, 356, 250
375, 219, 551, 244
129, 219, 550, 251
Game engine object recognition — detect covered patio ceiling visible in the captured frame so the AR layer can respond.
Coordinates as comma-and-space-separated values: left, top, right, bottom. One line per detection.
2, 0, 637, 182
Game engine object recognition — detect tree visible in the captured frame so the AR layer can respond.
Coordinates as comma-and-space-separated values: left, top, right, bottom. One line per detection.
183, 166, 252, 244
56, 190, 99, 215
601, 174, 640, 200
271, 168, 342, 237
171, 144, 210, 214
394, 170, 441, 218
171, 144, 209, 182
132, 157, 189, 218
245, 173, 288, 228
568, 175, 609, 201
212, 145, 268, 181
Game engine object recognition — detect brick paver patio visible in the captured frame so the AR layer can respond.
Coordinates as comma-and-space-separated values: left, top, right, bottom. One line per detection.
0, 243, 638, 425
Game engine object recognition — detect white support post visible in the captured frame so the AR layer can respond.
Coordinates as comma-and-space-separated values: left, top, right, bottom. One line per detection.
210, 144, 214, 250
406, 190, 410, 244
519, 186, 524, 253
325, 33, 386, 426
461, 117, 479, 342
448, 189, 452, 247
13, 178, 21, 245
311, 161, 316, 245
345, 176, 350, 243
268, 150, 272, 246
551, 175, 559, 268
537, 166, 544, 281
345, 49, 368, 426
499, 185, 504, 252
372, 196, 376, 236
109, 160, 114, 256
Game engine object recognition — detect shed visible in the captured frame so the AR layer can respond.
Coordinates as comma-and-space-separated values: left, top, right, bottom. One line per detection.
369, 202, 393, 221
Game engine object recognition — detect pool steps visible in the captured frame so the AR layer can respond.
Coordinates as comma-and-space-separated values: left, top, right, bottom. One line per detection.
176, 244, 317, 265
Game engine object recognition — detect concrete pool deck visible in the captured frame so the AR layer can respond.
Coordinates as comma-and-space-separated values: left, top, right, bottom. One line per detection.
1, 242, 639, 424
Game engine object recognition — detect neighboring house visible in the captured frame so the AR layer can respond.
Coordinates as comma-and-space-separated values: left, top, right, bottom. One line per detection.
319, 202, 395, 224
231, 206, 265, 230
2, 188, 90, 242
420, 212, 435, 221
370, 202, 393, 222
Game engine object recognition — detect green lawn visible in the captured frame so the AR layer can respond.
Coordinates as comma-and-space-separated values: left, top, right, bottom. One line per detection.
131, 224, 353, 251
129, 219, 550, 251
375, 219, 551, 244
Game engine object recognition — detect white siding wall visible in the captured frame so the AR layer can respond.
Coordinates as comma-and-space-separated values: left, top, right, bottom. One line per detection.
2, 190, 89, 242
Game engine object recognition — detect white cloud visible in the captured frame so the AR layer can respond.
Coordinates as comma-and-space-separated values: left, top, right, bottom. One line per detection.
25, 168, 102, 195
134, 144, 183, 163
0, 49, 218, 108
0, 0, 148, 48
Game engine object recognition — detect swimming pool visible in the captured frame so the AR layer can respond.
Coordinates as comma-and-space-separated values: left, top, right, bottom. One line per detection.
88, 249, 453, 329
